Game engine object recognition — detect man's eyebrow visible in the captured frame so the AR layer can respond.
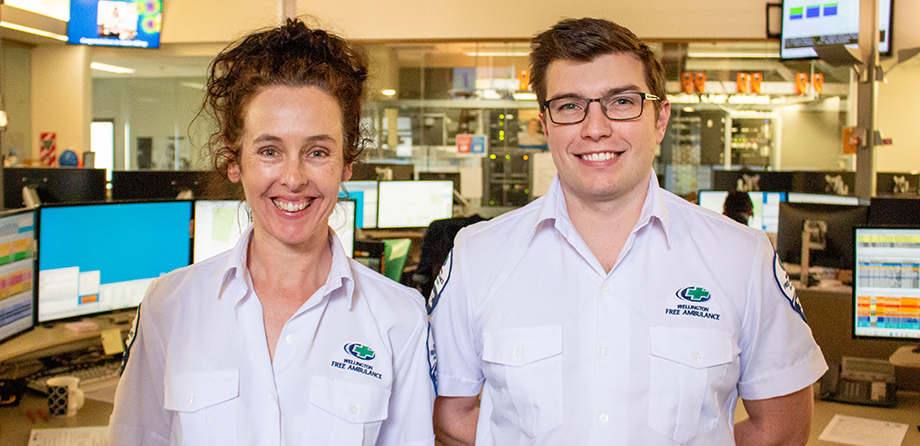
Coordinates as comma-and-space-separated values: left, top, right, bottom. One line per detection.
547, 84, 642, 101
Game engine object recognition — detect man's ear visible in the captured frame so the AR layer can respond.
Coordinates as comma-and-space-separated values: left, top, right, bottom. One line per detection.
655, 100, 672, 144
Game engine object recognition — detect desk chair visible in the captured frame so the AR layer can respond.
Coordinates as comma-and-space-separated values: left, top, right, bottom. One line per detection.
382, 238, 412, 283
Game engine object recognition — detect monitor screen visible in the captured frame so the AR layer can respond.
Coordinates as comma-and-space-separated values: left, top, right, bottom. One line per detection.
0, 209, 36, 343
854, 227, 920, 340
340, 181, 378, 229
193, 199, 355, 263
698, 191, 786, 232
869, 198, 920, 227
351, 162, 414, 181
787, 192, 862, 206
776, 201, 869, 270
68, 0, 162, 48
111, 170, 241, 201
37, 201, 193, 322
192, 200, 250, 263
377, 181, 453, 229
3, 167, 107, 209
781, 0, 892, 59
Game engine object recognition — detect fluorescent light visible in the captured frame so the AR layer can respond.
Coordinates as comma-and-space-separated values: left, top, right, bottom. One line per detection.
381, 89, 396, 96
512, 92, 537, 101
682, 107, 695, 113
0, 21, 68, 41
687, 52, 781, 59
91, 62, 136, 74
465, 52, 530, 57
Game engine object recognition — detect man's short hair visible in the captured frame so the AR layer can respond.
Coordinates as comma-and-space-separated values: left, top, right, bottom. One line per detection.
530, 18, 667, 118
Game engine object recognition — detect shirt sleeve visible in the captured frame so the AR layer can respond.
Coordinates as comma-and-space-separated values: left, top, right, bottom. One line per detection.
376, 300, 436, 446
430, 245, 486, 397
109, 284, 172, 446
736, 235, 829, 400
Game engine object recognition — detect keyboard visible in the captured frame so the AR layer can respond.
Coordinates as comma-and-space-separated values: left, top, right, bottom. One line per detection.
26, 359, 122, 394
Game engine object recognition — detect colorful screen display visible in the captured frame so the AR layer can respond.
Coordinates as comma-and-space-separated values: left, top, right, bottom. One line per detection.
68, 0, 162, 48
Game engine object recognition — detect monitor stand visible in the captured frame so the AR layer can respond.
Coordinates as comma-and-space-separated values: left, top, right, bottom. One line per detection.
22, 185, 41, 208
889, 345, 920, 368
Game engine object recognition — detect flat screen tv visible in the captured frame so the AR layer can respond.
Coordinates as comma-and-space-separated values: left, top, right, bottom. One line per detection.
68, 0, 162, 49
781, 0, 893, 59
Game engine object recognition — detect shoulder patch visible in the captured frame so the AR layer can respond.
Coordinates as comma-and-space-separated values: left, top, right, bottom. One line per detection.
427, 250, 452, 314
773, 253, 806, 322
121, 304, 141, 373
427, 321, 438, 394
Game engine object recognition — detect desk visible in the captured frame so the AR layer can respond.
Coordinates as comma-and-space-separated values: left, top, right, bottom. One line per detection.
0, 311, 134, 365
0, 391, 113, 446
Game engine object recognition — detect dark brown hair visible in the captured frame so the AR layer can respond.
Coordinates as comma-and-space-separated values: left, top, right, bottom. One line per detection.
530, 18, 666, 117
201, 18, 368, 177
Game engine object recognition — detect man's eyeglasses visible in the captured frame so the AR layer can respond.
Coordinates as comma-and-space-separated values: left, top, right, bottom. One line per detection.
543, 92, 661, 125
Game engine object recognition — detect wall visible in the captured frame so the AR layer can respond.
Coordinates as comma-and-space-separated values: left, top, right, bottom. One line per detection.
778, 103, 848, 171
1, 43, 31, 159
31, 45, 91, 163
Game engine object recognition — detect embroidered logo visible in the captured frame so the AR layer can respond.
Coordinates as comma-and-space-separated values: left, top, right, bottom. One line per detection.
345, 343, 376, 360
676, 286, 712, 303
774, 253, 806, 322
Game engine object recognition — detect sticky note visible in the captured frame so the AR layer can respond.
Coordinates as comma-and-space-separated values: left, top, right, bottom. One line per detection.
101, 328, 125, 355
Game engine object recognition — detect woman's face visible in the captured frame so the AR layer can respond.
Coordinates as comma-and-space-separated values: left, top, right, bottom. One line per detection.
228, 85, 352, 251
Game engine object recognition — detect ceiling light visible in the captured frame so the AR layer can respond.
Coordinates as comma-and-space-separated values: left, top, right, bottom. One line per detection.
682, 107, 695, 113
512, 92, 537, 101
381, 89, 396, 96
91, 62, 136, 74
687, 52, 781, 59
0, 21, 68, 41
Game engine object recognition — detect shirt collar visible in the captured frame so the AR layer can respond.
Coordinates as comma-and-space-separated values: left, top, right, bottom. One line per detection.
217, 225, 356, 308
527, 170, 671, 247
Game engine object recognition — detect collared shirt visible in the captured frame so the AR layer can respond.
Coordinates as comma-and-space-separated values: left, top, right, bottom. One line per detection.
431, 173, 827, 445
110, 226, 435, 446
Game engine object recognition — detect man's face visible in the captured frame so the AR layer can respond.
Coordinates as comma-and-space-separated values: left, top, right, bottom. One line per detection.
541, 52, 670, 206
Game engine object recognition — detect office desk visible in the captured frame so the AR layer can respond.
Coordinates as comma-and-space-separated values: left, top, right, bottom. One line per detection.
0, 391, 113, 446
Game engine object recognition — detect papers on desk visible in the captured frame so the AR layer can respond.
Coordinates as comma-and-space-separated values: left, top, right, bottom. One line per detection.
819, 414, 908, 446
28, 426, 111, 446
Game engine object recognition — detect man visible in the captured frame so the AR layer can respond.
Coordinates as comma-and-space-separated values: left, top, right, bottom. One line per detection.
723, 190, 754, 226
430, 18, 826, 445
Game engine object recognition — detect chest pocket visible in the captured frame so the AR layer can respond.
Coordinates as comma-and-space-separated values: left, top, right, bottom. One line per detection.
302, 375, 391, 446
648, 327, 733, 444
482, 325, 563, 438
164, 370, 240, 446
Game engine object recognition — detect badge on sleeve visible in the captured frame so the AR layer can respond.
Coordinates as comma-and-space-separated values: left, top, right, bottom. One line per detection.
427, 322, 438, 394
121, 304, 141, 373
773, 253, 806, 322
427, 250, 453, 314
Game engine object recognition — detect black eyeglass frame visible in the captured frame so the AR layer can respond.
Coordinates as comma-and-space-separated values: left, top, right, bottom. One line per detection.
543, 92, 661, 125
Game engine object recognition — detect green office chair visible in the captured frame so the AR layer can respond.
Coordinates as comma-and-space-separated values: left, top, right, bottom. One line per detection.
382, 238, 412, 283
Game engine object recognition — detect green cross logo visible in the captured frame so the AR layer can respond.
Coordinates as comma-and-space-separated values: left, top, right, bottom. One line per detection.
345, 343, 376, 360
677, 286, 712, 302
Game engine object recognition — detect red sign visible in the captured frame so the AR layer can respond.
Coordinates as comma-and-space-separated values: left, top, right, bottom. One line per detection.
40, 132, 57, 166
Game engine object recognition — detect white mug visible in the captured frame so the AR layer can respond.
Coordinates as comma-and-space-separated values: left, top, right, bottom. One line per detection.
46, 376, 85, 417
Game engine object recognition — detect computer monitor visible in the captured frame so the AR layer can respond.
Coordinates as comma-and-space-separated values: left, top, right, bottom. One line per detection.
377, 181, 453, 229
418, 172, 461, 194
111, 170, 241, 201
0, 208, 36, 343
853, 226, 920, 340
192, 200, 251, 263
698, 190, 786, 232
340, 181, 378, 229
3, 167, 107, 209
192, 199, 356, 263
790, 171, 856, 197
351, 162, 414, 181
876, 172, 920, 197
869, 198, 920, 227
711, 170, 793, 192
37, 201, 194, 323
776, 202, 869, 271
787, 192, 863, 206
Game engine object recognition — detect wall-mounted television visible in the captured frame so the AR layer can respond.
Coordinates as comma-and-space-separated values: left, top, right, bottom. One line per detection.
781, 0, 893, 60
68, 0, 162, 49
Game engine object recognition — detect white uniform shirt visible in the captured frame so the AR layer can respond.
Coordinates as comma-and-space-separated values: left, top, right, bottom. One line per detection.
110, 226, 435, 446
431, 174, 827, 445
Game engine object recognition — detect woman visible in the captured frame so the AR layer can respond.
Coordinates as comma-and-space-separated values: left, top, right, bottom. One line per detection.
110, 19, 435, 445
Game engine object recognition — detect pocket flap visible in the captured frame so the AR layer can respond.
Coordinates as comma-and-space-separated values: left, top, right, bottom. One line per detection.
310, 375, 391, 423
164, 370, 239, 413
649, 327, 733, 369
482, 326, 562, 367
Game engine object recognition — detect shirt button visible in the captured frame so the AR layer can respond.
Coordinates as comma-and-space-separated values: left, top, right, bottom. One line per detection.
349, 405, 359, 415
514, 348, 524, 358
188, 393, 195, 403
693, 351, 703, 362
603, 284, 611, 293
601, 347, 610, 356
286, 334, 295, 344
599, 413, 609, 422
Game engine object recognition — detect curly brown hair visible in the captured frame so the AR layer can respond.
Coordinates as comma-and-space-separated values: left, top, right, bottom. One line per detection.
530, 18, 666, 119
201, 18, 369, 177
